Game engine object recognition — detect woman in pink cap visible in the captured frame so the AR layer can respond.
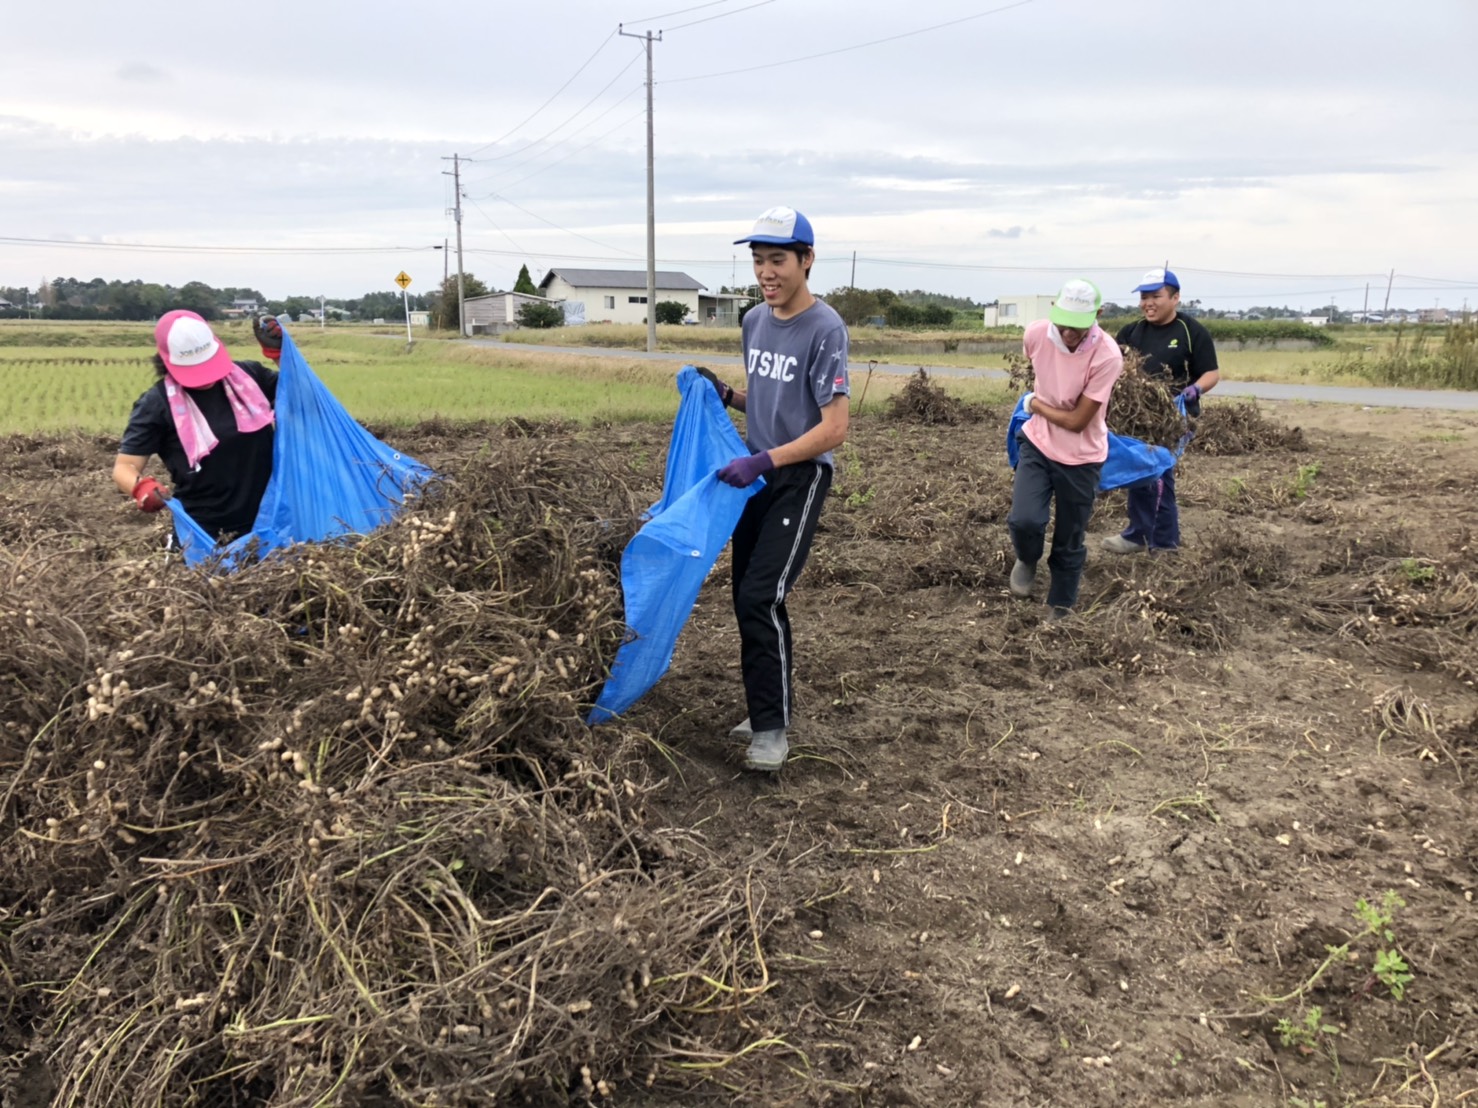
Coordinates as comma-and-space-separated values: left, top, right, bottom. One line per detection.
111, 310, 278, 542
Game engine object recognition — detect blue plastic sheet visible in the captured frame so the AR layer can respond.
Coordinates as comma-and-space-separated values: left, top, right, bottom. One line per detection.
169, 328, 434, 569
588, 366, 762, 724
1006, 392, 1190, 491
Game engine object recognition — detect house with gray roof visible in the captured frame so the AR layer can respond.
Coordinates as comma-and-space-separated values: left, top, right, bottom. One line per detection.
538, 268, 705, 325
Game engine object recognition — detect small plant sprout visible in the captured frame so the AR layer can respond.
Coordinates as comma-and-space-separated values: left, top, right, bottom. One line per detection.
1263, 891, 1412, 1070
1275, 1005, 1339, 1052
1399, 557, 1436, 585
1372, 948, 1413, 1000
1289, 461, 1321, 500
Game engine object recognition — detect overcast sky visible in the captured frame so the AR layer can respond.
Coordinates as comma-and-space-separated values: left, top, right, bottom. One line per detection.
5, 0, 1477, 312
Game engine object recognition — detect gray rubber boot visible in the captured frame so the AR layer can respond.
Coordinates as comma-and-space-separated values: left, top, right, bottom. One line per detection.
745, 729, 789, 772
1009, 559, 1036, 597
1101, 534, 1147, 554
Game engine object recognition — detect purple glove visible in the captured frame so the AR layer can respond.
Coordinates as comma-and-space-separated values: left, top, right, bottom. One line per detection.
717, 451, 773, 488
1180, 384, 1201, 403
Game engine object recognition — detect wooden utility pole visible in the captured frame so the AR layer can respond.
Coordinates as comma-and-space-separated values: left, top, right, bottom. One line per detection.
1382, 268, 1395, 316
443, 154, 467, 337
619, 23, 661, 353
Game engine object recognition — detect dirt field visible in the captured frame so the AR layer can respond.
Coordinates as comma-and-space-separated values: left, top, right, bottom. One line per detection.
2, 396, 1476, 1107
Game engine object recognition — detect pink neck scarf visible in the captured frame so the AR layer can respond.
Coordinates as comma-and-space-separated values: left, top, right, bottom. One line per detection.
164, 366, 275, 469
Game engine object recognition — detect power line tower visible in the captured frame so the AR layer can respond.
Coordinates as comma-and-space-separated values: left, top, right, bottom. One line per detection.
443, 154, 467, 336
619, 23, 661, 353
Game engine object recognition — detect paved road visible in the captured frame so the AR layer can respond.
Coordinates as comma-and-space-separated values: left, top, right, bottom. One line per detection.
473, 341, 1478, 412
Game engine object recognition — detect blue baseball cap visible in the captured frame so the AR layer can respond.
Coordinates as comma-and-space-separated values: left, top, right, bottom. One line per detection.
1133, 267, 1180, 293
734, 206, 815, 246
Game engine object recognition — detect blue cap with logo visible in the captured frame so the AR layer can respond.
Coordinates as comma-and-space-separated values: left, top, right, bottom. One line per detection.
1133, 267, 1180, 293
735, 206, 815, 246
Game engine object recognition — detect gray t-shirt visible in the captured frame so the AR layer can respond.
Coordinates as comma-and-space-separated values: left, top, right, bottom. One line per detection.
740, 299, 850, 467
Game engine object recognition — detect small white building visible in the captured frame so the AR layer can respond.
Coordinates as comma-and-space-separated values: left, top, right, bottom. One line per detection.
1300, 315, 1330, 328
538, 268, 704, 325
982, 295, 1058, 329
463, 291, 555, 334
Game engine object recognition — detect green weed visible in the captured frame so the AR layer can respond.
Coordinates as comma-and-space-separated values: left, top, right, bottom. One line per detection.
1326, 321, 1478, 390
1289, 462, 1321, 500
1263, 892, 1412, 1075
1399, 558, 1436, 585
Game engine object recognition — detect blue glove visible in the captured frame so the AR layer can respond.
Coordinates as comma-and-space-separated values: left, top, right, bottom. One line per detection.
1180, 384, 1201, 403
717, 451, 773, 488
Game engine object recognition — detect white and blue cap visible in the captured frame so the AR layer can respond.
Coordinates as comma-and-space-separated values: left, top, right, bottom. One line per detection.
1133, 267, 1180, 293
734, 206, 815, 246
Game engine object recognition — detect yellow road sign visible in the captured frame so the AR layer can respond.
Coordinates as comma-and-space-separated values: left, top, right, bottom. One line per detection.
395, 271, 412, 289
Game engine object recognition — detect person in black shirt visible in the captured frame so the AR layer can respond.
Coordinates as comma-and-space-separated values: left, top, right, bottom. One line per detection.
112, 311, 280, 542
1102, 268, 1220, 553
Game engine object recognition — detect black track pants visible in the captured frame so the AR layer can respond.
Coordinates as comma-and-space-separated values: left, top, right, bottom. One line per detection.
729, 461, 832, 732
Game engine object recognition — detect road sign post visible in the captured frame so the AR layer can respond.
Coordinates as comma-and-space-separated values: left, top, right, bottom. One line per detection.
396, 271, 413, 344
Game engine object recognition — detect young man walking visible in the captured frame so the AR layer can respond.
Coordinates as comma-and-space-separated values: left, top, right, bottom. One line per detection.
1103, 267, 1220, 553
1008, 279, 1123, 620
695, 206, 850, 771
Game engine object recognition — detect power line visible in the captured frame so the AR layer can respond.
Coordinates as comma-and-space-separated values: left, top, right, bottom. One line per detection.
464, 86, 645, 191
0, 236, 441, 255
483, 106, 648, 195
663, 1, 1033, 84
6, 237, 1476, 297
466, 51, 643, 164
481, 194, 638, 256
465, 197, 536, 261
466, 30, 618, 158
664, 0, 776, 33
620, 0, 737, 25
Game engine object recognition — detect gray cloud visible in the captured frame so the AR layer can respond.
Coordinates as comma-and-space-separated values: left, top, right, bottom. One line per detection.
116, 62, 167, 83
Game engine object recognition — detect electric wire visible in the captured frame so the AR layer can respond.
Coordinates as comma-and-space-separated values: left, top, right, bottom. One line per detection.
620, 0, 738, 26
464, 86, 645, 191
466, 31, 618, 158
466, 51, 643, 164
663, 0, 1034, 84
663, 0, 776, 32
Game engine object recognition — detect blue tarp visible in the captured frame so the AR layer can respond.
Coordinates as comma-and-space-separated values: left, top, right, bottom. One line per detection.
168, 328, 434, 569
1006, 392, 1191, 491
588, 366, 763, 724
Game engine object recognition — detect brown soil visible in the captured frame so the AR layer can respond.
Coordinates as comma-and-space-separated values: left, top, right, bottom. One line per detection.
2, 398, 1476, 1107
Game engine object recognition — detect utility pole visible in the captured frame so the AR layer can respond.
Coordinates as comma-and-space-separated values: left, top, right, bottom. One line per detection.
443, 154, 467, 337
619, 23, 660, 353
1362, 282, 1369, 322
1381, 267, 1395, 316
850, 251, 857, 289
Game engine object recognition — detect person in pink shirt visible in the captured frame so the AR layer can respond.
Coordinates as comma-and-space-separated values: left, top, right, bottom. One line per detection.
1007, 279, 1124, 620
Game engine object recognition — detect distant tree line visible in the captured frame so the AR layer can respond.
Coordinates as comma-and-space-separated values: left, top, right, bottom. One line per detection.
0, 278, 432, 322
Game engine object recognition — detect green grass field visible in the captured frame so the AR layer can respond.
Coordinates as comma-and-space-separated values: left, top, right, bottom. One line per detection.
0, 323, 1010, 435
0, 318, 1460, 437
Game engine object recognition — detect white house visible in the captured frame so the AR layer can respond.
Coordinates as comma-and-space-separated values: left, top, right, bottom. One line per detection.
1300, 315, 1330, 328
538, 268, 704, 325
462, 291, 555, 334
982, 295, 1058, 329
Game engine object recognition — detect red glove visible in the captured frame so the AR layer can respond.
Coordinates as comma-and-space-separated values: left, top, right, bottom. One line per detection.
252, 314, 284, 362
132, 476, 171, 512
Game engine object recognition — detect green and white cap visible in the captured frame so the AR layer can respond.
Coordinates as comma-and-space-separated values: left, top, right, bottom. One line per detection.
1049, 278, 1101, 329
